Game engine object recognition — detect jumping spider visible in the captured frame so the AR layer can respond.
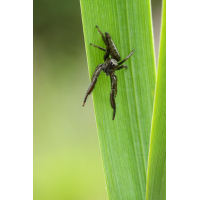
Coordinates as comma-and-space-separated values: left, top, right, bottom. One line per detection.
82, 26, 134, 120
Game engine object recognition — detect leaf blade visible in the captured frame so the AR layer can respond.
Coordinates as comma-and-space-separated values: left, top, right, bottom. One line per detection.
80, 0, 156, 199
146, 0, 166, 199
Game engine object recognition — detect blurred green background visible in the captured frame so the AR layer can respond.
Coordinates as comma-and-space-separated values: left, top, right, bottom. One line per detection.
33, 0, 161, 199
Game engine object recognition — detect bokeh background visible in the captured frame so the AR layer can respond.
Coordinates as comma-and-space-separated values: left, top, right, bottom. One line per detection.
33, 0, 162, 199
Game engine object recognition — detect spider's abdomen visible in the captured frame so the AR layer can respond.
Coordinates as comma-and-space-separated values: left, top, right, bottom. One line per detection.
105, 32, 121, 61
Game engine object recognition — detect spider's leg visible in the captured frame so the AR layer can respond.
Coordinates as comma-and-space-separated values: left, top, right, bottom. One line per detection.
96, 26, 107, 46
90, 43, 109, 61
83, 64, 103, 106
118, 50, 134, 65
110, 72, 117, 120
90, 43, 106, 51
116, 65, 128, 71
104, 50, 109, 61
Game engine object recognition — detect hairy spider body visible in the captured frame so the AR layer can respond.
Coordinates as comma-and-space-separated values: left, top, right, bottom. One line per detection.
105, 32, 121, 61
83, 26, 134, 120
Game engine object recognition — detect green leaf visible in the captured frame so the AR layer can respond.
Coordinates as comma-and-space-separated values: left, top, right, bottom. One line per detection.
80, 0, 156, 199
146, 0, 166, 199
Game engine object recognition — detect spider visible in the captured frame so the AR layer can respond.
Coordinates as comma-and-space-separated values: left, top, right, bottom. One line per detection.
82, 26, 134, 120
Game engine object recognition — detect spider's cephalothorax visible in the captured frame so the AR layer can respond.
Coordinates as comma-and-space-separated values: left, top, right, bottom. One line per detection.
83, 26, 134, 120
103, 58, 118, 75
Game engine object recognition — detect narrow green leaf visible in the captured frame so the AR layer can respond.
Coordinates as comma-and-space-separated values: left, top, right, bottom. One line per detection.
80, 0, 156, 199
146, 0, 166, 199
